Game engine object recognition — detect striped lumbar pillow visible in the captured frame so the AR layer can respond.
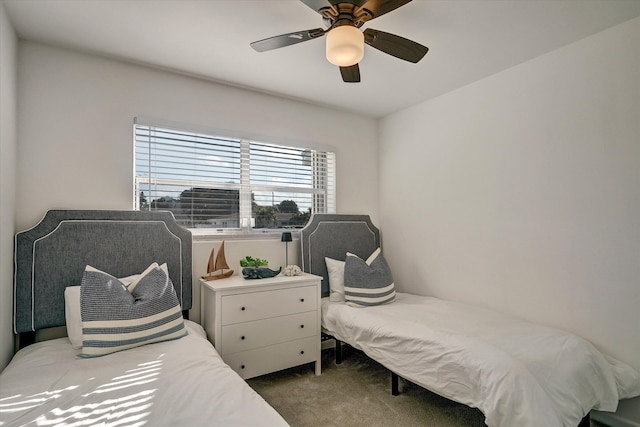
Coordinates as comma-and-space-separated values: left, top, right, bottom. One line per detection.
344, 248, 396, 307
80, 263, 186, 357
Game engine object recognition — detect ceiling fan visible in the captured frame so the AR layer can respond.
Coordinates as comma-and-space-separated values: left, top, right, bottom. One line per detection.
250, 0, 429, 83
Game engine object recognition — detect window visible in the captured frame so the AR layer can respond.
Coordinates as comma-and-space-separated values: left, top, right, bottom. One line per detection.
134, 123, 335, 231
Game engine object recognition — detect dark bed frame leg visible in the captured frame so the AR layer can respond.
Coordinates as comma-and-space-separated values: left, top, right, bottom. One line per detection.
578, 413, 590, 427
335, 339, 343, 364
330, 338, 399, 397
391, 372, 399, 396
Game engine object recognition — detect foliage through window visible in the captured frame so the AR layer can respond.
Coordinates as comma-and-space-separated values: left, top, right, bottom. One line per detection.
134, 123, 335, 231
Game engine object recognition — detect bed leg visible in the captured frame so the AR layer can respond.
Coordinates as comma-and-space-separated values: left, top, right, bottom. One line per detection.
335, 339, 343, 364
391, 372, 399, 396
577, 413, 590, 427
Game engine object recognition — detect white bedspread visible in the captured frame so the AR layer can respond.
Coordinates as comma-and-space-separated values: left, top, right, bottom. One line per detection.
322, 293, 640, 427
0, 321, 288, 427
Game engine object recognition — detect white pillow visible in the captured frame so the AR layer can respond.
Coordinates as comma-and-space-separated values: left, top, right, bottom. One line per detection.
64, 286, 83, 349
325, 257, 346, 302
64, 263, 169, 349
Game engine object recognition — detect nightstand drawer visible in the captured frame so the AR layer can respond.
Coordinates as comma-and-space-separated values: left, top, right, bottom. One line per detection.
220, 311, 317, 355
221, 285, 317, 325
224, 336, 318, 379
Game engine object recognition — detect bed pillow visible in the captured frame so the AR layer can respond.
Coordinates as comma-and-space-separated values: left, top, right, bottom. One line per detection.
64, 266, 166, 349
344, 248, 396, 307
79, 263, 186, 357
325, 257, 346, 302
64, 286, 83, 349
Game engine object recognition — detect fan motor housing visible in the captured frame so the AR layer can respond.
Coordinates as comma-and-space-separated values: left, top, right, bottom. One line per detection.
321, 3, 373, 29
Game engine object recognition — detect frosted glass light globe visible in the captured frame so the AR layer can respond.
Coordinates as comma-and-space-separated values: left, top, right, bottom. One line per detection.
326, 26, 364, 67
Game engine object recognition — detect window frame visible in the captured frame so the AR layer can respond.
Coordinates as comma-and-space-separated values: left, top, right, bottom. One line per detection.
133, 120, 336, 237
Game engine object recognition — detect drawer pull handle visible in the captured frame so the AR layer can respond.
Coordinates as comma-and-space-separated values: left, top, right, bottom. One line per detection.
300, 324, 304, 329
241, 336, 245, 340
241, 306, 246, 311
300, 298, 305, 303
300, 350, 305, 355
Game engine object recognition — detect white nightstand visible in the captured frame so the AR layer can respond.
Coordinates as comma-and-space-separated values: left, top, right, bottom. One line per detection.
200, 273, 322, 379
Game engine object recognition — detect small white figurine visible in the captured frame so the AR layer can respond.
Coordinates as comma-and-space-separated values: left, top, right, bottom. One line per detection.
282, 265, 303, 276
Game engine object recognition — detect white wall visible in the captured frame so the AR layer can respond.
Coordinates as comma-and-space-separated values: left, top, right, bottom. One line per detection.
11, 40, 378, 341
380, 17, 640, 425
15, 42, 378, 232
0, 2, 18, 371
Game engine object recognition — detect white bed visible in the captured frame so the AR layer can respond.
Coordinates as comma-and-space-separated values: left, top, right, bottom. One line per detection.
4, 210, 288, 427
301, 214, 640, 427
0, 320, 287, 426
322, 293, 640, 427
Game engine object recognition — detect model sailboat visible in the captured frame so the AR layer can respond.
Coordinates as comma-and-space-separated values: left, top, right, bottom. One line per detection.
201, 241, 234, 281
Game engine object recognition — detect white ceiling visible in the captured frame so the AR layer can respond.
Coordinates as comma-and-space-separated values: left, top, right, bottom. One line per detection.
4, 0, 640, 118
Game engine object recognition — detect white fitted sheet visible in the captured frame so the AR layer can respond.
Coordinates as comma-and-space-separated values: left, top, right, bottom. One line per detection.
0, 320, 288, 427
322, 293, 640, 427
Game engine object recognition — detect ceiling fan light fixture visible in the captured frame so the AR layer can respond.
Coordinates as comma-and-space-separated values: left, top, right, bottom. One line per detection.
326, 25, 364, 67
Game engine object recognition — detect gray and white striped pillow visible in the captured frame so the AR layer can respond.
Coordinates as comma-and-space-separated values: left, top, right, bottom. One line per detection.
79, 263, 186, 357
344, 248, 396, 307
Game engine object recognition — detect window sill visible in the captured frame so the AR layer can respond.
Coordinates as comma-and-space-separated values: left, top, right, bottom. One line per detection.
189, 228, 299, 242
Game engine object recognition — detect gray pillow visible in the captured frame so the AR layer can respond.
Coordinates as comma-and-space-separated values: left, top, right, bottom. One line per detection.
80, 263, 186, 357
344, 248, 396, 307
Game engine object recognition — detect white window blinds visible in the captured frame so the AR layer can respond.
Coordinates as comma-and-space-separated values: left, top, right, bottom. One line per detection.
134, 123, 335, 230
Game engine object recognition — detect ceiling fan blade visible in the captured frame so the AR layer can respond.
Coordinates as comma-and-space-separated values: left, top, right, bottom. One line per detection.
363, 28, 428, 63
340, 64, 361, 83
359, 0, 412, 20
250, 28, 326, 52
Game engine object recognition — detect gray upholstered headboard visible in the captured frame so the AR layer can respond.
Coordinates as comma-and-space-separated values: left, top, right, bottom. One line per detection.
300, 214, 380, 297
14, 210, 192, 334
